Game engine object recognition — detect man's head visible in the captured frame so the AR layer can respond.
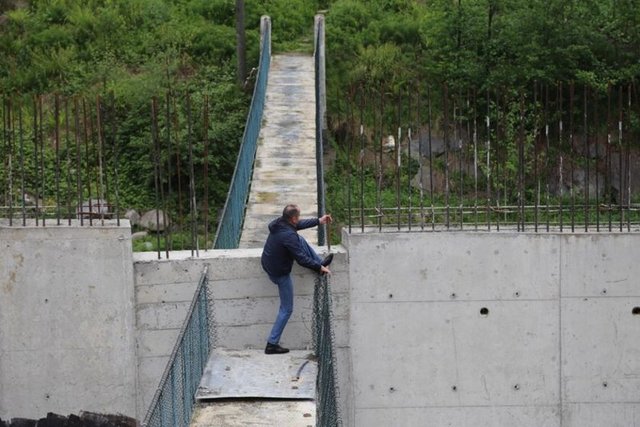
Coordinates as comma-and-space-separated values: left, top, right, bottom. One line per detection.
282, 204, 300, 225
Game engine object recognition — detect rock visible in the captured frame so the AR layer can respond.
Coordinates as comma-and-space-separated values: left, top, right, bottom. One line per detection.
418, 129, 447, 157
610, 151, 640, 200
131, 231, 148, 240
139, 209, 170, 232
76, 199, 111, 219
124, 209, 140, 226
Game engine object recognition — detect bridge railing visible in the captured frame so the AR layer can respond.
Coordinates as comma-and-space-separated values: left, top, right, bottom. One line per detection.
141, 266, 211, 427
313, 274, 342, 427
213, 16, 272, 249
314, 15, 327, 245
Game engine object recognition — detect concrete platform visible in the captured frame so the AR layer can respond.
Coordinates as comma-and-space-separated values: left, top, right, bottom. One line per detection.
191, 401, 316, 427
196, 349, 317, 400
191, 349, 317, 427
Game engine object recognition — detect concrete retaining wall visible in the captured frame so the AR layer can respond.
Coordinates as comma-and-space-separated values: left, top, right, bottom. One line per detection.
133, 246, 350, 419
0, 223, 137, 420
343, 231, 640, 427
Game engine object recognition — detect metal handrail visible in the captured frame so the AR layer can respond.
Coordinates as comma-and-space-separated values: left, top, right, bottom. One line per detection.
141, 266, 210, 427
213, 16, 272, 249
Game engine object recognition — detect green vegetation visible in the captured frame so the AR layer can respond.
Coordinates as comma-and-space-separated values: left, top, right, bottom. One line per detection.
0, 0, 322, 249
322, 0, 640, 240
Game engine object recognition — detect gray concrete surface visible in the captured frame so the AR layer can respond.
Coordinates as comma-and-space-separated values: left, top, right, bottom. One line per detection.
197, 349, 316, 400
0, 222, 137, 420
191, 401, 316, 427
240, 54, 319, 248
133, 246, 349, 420
343, 231, 640, 427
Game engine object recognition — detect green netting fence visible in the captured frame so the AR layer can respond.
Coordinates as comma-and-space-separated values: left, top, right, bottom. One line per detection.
213, 16, 271, 249
141, 266, 212, 427
313, 274, 343, 427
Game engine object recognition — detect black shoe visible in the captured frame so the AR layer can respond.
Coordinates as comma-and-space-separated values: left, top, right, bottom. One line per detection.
265, 343, 290, 354
321, 253, 334, 267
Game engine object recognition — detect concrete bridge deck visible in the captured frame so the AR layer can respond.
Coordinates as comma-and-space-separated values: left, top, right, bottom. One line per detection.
239, 54, 319, 249
191, 349, 317, 427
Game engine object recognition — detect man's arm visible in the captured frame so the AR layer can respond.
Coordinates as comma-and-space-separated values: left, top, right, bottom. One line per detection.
297, 214, 332, 230
297, 217, 319, 230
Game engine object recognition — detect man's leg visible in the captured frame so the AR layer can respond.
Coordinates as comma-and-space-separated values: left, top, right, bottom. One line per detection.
298, 234, 333, 267
267, 274, 294, 346
298, 235, 323, 264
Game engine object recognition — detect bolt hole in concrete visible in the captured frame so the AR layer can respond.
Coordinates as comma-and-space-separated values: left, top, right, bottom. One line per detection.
514, 291, 520, 297
389, 387, 396, 393
480, 307, 489, 316
633, 307, 640, 315
450, 292, 457, 299
602, 289, 608, 295
603, 381, 608, 388
388, 293, 393, 299
452, 385, 457, 392
513, 384, 520, 391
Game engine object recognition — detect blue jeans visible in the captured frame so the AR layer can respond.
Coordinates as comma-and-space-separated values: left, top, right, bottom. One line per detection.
267, 236, 322, 345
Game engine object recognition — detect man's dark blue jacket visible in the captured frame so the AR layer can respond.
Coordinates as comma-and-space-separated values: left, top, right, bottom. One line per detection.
261, 216, 321, 277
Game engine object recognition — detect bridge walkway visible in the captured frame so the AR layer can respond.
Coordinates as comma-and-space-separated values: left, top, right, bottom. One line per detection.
239, 53, 319, 249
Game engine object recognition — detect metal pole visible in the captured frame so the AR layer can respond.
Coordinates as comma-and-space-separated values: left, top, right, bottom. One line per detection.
151, 97, 162, 259
19, 98, 25, 226
444, 83, 450, 229
96, 95, 105, 225
583, 85, 589, 231
545, 84, 550, 232
569, 82, 575, 232
427, 85, 435, 230
186, 92, 198, 256
55, 94, 61, 225
111, 93, 120, 226
82, 99, 93, 226
75, 98, 83, 227
65, 98, 72, 225
39, 96, 45, 226
485, 88, 491, 230
558, 83, 564, 232
359, 86, 365, 233
607, 84, 612, 231
473, 88, 478, 230
618, 85, 623, 231
203, 94, 210, 251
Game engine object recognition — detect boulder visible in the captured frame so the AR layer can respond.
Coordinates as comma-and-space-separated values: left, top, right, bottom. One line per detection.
131, 231, 148, 240
124, 209, 140, 227
140, 209, 170, 232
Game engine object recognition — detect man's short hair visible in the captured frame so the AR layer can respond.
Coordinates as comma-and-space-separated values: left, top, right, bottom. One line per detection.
282, 204, 300, 220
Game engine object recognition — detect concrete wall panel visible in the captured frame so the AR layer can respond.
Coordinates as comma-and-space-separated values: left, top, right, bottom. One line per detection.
561, 234, 640, 297
345, 231, 640, 427
351, 300, 559, 408
355, 406, 560, 427
347, 233, 559, 303
563, 403, 640, 427
562, 297, 640, 402
0, 224, 136, 420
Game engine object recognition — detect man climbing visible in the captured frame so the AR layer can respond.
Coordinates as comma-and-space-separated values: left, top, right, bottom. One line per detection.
261, 204, 333, 354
